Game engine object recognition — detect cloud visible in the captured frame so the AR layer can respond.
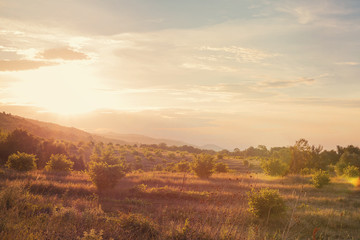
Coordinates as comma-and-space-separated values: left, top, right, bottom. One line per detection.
336, 62, 360, 66
283, 97, 360, 108
0, 59, 56, 71
259, 77, 315, 88
276, 1, 353, 25
198, 46, 279, 63
38, 47, 88, 60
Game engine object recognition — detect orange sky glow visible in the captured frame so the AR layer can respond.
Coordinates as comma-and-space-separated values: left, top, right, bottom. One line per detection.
1, 0, 360, 149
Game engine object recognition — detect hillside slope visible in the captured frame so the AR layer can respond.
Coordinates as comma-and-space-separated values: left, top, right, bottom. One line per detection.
0, 112, 126, 144
95, 131, 190, 146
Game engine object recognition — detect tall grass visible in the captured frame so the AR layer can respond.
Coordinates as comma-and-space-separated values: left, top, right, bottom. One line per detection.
0, 168, 359, 239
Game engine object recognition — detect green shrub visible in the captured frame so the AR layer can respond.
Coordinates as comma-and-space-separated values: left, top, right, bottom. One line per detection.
343, 165, 360, 178
176, 161, 190, 172
153, 164, 163, 171
260, 158, 287, 176
88, 162, 125, 191
312, 170, 330, 188
336, 152, 360, 175
335, 161, 348, 176
45, 154, 74, 172
214, 162, 229, 173
79, 229, 103, 240
247, 188, 286, 219
191, 154, 215, 178
6, 152, 37, 172
300, 168, 312, 175
119, 213, 159, 240
243, 160, 249, 167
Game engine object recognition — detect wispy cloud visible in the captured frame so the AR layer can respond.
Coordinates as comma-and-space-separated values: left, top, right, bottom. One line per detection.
198, 46, 279, 63
276, 1, 353, 24
335, 62, 360, 66
38, 47, 89, 60
259, 77, 315, 88
282, 97, 360, 108
0, 59, 56, 71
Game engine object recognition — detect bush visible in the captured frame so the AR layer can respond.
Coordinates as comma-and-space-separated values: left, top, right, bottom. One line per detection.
300, 168, 312, 175
88, 162, 125, 191
343, 165, 360, 178
336, 152, 360, 175
80, 229, 103, 240
191, 154, 215, 178
45, 154, 74, 173
260, 158, 287, 176
6, 152, 37, 172
312, 170, 330, 188
247, 188, 286, 219
243, 160, 249, 167
335, 161, 348, 176
175, 161, 190, 172
119, 213, 159, 240
214, 162, 229, 173
153, 164, 163, 171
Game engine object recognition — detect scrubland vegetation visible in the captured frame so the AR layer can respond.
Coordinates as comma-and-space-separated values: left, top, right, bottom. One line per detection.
1, 126, 360, 239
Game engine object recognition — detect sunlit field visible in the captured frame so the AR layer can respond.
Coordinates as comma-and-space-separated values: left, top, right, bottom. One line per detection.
1, 0, 360, 239
1, 168, 359, 239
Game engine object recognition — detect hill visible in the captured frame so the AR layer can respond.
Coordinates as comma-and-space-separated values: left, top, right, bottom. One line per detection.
0, 112, 126, 144
200, 144, 224, 151
93, 131, 190, 146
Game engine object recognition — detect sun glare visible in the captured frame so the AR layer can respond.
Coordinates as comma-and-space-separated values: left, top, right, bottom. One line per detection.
7, 63, 113, 115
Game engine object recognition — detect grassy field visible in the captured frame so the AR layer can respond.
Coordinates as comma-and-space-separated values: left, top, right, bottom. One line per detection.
1, 167, 360, 240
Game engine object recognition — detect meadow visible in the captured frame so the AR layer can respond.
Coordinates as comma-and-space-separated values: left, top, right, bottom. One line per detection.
1, 166, 359, 239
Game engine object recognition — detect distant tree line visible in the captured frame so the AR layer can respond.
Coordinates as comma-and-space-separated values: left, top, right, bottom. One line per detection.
139, 143, 216, 155
0, 129, 91, 170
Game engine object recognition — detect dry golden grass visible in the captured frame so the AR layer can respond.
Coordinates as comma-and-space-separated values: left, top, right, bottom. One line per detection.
0, 168, 360, 239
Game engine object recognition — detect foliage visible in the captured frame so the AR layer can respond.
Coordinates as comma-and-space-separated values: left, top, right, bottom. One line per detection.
343, 165, 360, 178
260, 158, 287, 176
88, 162, 125, 190
175, 161, 191, 172
171, 218, 211, 240
243, 159, 249, 167
45, 154, 74, 172
191, 154, 215, 178
153, 164, 163, 171
119, 213, 159, 240
289, 139, 311, 173
335, 152, 360, 175
247, 188, 286, 219
90, 147, 122, 165
312, 170, 330, 188
214, 162, 229, 173
300, 168, 312, 175
6, 151, 37, 171
79, 229, 103, 240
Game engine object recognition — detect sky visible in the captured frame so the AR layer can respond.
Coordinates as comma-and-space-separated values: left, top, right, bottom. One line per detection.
0, 0, 360, 150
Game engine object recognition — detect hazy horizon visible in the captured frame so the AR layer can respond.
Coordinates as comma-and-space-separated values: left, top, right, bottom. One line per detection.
1, 0, 360, 150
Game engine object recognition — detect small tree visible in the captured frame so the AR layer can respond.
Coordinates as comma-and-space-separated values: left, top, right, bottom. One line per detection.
343, 165, 360, 178
214, 162, 229, 173
191, 154, 215, 178
312, 170, 330, 188
261, 158, 287, 176
176, 161, 191, 172
45, 154, 74, 173
88, 162, 125, 191
6, 152, 37, 171
247, 188, 286, 219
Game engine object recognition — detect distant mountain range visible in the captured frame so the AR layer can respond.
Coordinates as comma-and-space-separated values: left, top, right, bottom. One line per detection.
0, 112, 224, 151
